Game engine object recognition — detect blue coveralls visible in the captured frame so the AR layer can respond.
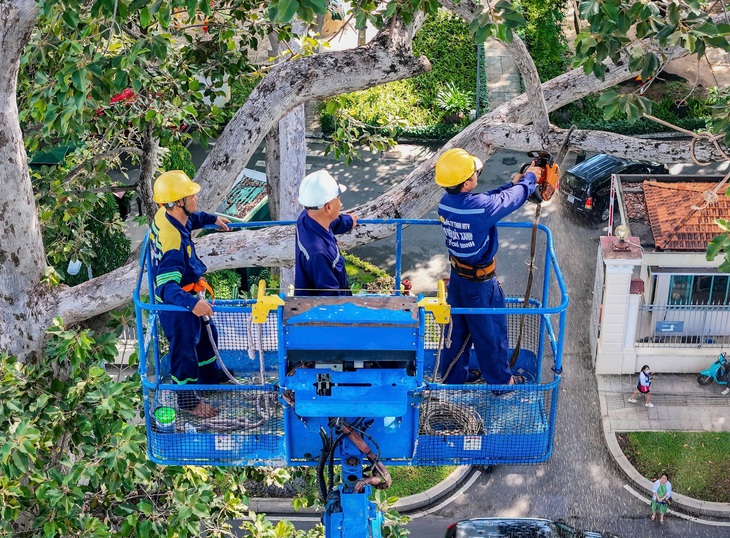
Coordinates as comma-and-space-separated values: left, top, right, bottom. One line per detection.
295, 210, 354, 296
437, 172, 537, 384
150, 208, 223, 408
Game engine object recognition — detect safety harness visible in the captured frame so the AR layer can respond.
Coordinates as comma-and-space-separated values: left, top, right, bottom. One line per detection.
449, 257, 496, 281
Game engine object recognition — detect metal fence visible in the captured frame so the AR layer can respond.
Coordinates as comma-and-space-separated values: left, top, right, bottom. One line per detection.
635, 303, 730, 347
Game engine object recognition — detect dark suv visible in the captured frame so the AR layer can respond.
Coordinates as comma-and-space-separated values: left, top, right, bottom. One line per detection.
445, 517, 619, 537
559, 154, 668, 221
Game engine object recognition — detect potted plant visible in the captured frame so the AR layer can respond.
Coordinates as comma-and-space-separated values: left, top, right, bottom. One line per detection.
435, 82, 474, 124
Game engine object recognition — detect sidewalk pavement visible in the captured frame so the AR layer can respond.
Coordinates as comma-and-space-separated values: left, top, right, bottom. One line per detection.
597, 373, 730, 519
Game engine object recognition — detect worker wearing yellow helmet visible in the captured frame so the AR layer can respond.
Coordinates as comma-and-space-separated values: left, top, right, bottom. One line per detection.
150, 170, 231, 418
435, 148, 542, 386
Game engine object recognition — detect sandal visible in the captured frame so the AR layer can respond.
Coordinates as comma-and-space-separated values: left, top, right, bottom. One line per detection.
465, 370, 484, 384
491, 375, 526, 396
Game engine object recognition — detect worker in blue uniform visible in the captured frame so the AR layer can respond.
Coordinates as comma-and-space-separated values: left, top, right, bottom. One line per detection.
295, 169, 358, 296
435, 148, 542, 386
149, 170, 231, 418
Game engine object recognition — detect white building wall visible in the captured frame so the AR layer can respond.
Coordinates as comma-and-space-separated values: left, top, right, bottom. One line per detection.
595, 241, 726, 374
595, 237, 642, 375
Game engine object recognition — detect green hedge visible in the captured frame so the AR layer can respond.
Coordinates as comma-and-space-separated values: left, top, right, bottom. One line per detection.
320, 11, 477, 140
551, 89, 710, 135
522, 0, 569, 82
411, 12, 477, 112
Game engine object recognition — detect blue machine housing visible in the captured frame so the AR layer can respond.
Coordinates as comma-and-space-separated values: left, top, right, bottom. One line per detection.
134, 219, 569, 469
281, 296, 422, 463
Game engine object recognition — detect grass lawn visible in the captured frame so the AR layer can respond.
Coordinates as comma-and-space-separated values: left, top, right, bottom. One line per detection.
385, 466, 457, 499
617, 432, 730, 503
289, 466, 457, 501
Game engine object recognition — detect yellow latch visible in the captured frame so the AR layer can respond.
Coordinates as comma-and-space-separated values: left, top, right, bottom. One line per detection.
251, 279, 284, 324
418, 279, 450, 325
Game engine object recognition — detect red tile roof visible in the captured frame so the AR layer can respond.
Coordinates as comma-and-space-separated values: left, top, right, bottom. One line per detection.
642, 181, 730, 251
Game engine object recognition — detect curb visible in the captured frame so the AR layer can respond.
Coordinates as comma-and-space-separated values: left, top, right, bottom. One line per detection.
394, 465, 472, 513
248, 465, 472, 516
601, 415, 730, 519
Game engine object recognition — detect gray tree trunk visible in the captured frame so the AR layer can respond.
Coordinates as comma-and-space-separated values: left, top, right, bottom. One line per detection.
138, 123, 160, 223
267, 23, 318, 292
0, 0, 45, 360
274, 106, 306, 291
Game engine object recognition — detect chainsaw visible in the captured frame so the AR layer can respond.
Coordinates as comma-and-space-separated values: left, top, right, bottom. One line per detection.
521, 125, 575, 204
521, 150, 560, 204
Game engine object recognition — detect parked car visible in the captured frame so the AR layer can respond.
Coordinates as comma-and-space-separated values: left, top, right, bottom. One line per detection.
558, 154, 668, 221
445, 517, 620, 537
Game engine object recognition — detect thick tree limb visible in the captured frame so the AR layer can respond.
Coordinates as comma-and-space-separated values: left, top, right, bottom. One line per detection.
194, 16, 431, 210
502, 37, 550, 138
0, 0, 45, 359
53, 120, 728, 325
51, 11, 730, 326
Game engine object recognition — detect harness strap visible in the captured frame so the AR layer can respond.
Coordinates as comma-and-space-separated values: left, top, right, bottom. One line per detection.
449, 256, 496, 281
181, 278, 215, 302
510, 202, 540, 368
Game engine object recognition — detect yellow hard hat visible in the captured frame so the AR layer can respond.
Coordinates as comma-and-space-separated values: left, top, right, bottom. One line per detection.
153, 170, 201, 204
435, 148, 483, 187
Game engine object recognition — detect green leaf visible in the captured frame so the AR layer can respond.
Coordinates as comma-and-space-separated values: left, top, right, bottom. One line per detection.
580, 0, 601, 19
667, 2, 680, 25
706, 233, 730, 261
473, 24, 491, 44
11, 450, 29, 474
601, 2, 618, 21
273, 0, 299, 22
137, 499, 153, 516
140, 8, 151, 28
71, 69, 85, 91
603, 102, 620, 120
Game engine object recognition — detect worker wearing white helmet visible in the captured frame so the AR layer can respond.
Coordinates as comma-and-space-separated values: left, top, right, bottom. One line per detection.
295, 169, 358, 296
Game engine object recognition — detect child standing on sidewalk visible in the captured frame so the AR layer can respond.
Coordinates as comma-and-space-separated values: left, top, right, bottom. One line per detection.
628, 365, 654, 407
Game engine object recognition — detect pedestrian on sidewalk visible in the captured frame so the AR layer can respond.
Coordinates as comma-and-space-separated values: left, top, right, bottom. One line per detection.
628, 365, 654, 407
650, 473, 672, 524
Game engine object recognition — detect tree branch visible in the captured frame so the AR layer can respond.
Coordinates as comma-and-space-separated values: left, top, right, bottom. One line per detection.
194, 15, 430, 210
502, 36, 550, 139
63, 146, 144, 183
50, 10, 730, 327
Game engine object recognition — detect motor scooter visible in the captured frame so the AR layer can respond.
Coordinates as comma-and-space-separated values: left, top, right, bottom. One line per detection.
697, 351, 728, 394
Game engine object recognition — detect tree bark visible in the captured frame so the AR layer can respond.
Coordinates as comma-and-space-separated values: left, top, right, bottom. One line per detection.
275, 105, 306, 291
0, 0, 45, 360
264, 27, 307, 291
502, 36, 550, 139
138, 123, 160, 223
266, 127, 281, 219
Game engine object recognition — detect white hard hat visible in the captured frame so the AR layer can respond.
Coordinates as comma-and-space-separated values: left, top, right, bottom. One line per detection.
298, 169, 347, 208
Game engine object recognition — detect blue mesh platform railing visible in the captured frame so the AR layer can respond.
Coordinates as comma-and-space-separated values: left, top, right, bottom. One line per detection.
134, 219, 568, 468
